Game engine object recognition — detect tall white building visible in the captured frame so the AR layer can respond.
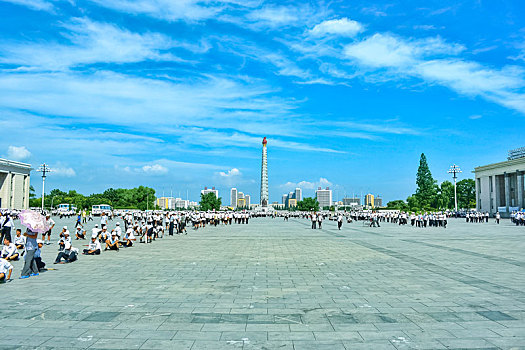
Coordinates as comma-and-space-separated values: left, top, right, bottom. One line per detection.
201, 187, 219, 199
230, 188, 238, 208
316, 187, 333, 209
245, 194, 251, 208
0, 158, 31, 209
295, 188, 302, 202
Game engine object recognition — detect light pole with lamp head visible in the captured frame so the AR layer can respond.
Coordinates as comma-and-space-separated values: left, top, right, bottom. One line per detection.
448, 164, 462, 212
37, 163, 52, 211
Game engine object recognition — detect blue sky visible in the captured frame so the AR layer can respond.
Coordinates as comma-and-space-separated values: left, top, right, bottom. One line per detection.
0, 0, 524, 204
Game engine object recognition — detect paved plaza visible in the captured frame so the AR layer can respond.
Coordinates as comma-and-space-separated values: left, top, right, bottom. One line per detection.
1, 217, 525, 349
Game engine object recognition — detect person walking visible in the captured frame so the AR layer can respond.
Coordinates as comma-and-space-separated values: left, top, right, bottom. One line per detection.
20, 229, 39, 279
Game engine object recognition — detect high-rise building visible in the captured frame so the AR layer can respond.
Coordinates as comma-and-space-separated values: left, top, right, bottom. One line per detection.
365, 194, 375, 208
288, 198, 297, 208
230, 188, 238, 208
295, 188, 302, 202
156, 197, 175, 209
175, 198, 190, 209
342, 197, 360, 206
201, 186, 219, 199
316, 187, 332, 209
237, 192, 245, 208
245, 195, 251, 208
374, 197, 383, 208
260, 137, 269, 207
282, 194, 288, 204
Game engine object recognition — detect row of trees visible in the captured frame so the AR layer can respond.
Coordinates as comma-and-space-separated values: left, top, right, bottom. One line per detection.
386, 153, 475, 212
29, 186, 156, 211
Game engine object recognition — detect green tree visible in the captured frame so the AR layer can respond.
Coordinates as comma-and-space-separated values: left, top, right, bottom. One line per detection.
386, 200, 408, 211
297, 197, 319, 211
414, 153, 438, 209
435, 180, 455, 209
199, 192, 222, 211
457, 179, 475, 209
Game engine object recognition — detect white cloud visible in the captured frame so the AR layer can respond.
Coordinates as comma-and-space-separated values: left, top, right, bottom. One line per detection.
53, 166, 76, 177
469, 115, 482, 120
6, 145, 31, 161
218, 168, 241, 178
86, 0, 256, 22
340, 33, 525, 114
0, 18, 181, 71
142, 164, 168, 175
281, 177, 333, 191
343, 33, 465, 69
1, 0, 54, 11
309, 18, 364, 38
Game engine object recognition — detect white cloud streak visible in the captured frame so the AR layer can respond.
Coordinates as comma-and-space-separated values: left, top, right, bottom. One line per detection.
1, 0, 54, 11
6, 145, 31, 161
0, 18, 184, 71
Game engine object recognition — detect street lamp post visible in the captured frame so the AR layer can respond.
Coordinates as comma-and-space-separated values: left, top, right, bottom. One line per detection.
448, 164, 462, 212
37, 163, 52, 211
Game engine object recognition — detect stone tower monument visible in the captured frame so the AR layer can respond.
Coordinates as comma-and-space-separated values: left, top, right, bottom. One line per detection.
260, 137, 269, 207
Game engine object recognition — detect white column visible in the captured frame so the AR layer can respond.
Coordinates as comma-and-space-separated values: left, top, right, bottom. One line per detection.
505, 172, 510, 212
6, 172, 12, 209
518, 170, 524, 210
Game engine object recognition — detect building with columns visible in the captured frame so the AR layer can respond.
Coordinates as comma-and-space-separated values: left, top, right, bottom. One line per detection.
474, 148, 525, 217
0, 158, 31, 209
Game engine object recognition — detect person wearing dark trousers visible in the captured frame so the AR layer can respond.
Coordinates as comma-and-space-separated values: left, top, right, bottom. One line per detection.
54, 242, 78, 264
20, 229, 39, 279
0, 214, 13, 243
83, 237, 101, 255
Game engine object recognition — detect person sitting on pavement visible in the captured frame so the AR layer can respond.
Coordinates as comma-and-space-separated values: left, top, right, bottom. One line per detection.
111, 222, 122, 240
83, 236, 101, 255
58, 229, 72, 252
14, 229, 25, 250
99, 226, 109, 243
120, 226, 136, 248
105, 233, 119, 251
91, 224, 100, 240
34, 239, 46, 271
0, 257, 13, 283
54, 240, 78, 264
75, 226, 86, 240
1, 237, 19, 261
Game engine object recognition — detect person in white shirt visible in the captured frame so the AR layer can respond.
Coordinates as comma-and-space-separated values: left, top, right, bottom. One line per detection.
14, 228, 26, 250
1, 237, 19, 261
311, 213, 317, 229
99, 226, 109, 243
58, 228, 71, 251
54, 241, 78, 264
100, 213, 108, 227
0, 258, 13, 282
91, 224, 100, 239
83, 237, 101, 255
75, 226, 86, 240
121, 227, 136, 248
0, 214, 13, 243
105, 233, 119, 251
43, 214, 55, 245
111, 222, 122, 239
34, 240, 46, 271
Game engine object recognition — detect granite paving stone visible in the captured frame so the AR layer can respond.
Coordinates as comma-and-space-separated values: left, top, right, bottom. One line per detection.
1, 216, 524, 349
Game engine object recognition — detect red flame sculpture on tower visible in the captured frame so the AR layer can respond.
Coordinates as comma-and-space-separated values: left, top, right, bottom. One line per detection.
262, 137, 267, 146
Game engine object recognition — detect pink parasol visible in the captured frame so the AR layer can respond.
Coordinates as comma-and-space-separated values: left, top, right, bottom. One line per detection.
18, 210, 50, 234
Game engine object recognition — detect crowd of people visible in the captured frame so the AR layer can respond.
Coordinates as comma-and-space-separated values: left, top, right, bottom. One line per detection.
0, 209, 262, 283
1, 206, 524, 284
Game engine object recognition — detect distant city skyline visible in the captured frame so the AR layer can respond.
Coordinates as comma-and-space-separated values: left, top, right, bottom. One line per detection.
1, 1, 523, 204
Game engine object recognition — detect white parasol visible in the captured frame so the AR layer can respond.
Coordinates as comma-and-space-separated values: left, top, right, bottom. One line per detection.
18, 209, 50, 234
